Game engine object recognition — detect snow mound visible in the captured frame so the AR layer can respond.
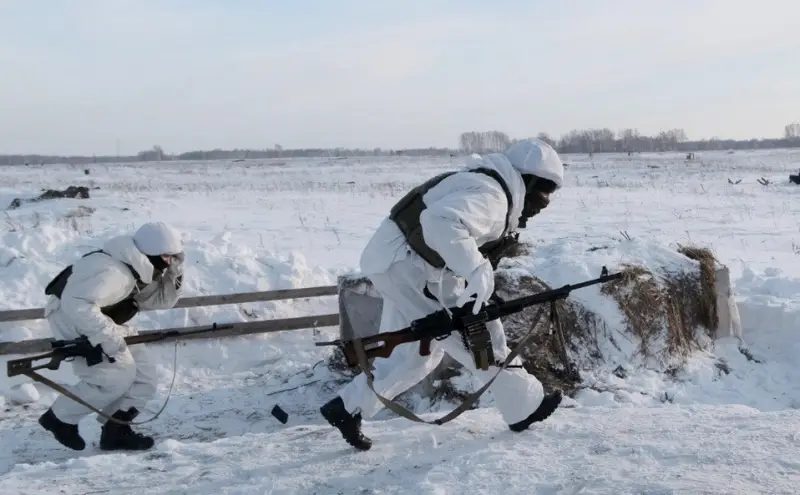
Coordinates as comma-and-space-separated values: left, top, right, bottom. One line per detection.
333, 236, 745, 415
495, 238, 722, 386
514, 243, 800, 413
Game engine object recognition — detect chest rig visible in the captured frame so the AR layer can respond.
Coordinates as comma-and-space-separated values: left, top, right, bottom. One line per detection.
389, 167, 515, 269
389, 168, 516, 370
44, 250, 148, 325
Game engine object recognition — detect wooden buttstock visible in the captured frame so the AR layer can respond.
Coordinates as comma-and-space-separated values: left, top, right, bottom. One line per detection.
341, 331, 421, 367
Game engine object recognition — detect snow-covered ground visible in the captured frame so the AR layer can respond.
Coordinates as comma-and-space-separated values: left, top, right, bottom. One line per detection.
2, 149, 800, 494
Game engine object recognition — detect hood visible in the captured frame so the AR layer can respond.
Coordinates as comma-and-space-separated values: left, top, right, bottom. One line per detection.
102, 235, 156, 284
463, 152, 527, 232
133, 222, 183, 256
503, 139, 564, 189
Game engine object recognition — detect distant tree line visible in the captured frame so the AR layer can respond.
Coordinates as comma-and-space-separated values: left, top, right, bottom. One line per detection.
459, 122, 800, 155
0, 144, 456, 166
2, 122, 799, 166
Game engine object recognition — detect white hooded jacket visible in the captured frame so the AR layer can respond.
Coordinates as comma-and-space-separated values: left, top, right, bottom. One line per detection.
44, 234, 184, 347
360, 139, 563, 280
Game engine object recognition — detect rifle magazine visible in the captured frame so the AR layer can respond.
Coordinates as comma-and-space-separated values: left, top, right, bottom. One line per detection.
460, 313, 495, 371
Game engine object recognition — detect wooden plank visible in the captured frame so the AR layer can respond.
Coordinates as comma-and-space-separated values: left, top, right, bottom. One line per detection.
0, 313, 339, 356
170, 285, 338, 309
0, 285, 339, 323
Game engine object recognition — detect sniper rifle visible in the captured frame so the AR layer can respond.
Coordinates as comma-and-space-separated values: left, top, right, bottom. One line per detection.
317, 267, 623, 370
6, 322, 234, 425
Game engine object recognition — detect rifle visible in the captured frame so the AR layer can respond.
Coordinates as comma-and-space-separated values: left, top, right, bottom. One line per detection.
317, 267, 623, 370
6, 322, 234, 425
7, 322, 234, 379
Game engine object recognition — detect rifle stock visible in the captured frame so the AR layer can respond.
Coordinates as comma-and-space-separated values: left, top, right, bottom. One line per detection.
334, 326, 443, 367
317, 268, 623, 367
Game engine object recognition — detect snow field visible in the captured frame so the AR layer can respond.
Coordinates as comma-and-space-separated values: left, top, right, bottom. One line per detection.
1, 149, 800, 493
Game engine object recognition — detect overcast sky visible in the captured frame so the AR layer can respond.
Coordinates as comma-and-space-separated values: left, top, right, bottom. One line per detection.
1, 0, 798, 155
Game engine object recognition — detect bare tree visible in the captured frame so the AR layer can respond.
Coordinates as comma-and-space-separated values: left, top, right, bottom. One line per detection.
620, 128, 641, 152
536, 132, 556, 147
458, 131, 511, 154
137, 145, 165, 161
785, 122, 800, 140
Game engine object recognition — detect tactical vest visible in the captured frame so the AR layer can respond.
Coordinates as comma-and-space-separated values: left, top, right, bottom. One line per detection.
389, 168, 514, 269
44, 250, 147, 325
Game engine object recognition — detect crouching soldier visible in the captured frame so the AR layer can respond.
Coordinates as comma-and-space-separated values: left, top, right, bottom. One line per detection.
320, 139, 565, 451
38, 221, 186, 451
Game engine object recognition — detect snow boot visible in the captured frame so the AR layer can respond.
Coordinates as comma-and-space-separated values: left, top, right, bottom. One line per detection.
99, 408, 154, 451
508, 389, 563, 432
38, 408, 86, 451
320, 396, 372, 451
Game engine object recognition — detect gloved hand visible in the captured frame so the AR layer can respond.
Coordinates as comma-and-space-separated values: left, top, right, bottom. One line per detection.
456, 260, 495, 315
166, 257, 184, 290
100, 334, 127, 357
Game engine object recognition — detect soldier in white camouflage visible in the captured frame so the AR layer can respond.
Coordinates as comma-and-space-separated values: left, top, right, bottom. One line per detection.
321, 139, 566, 451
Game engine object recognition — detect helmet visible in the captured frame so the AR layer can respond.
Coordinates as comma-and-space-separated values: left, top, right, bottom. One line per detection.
503, 139, 565, 227
133, 222, 183, 256
503, 138, 564, 190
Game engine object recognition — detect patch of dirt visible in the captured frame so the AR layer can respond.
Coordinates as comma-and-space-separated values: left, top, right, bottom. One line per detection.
7, 186, 91, 210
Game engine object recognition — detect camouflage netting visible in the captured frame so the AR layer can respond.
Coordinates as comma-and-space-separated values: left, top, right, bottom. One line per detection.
324, 239, 723, 410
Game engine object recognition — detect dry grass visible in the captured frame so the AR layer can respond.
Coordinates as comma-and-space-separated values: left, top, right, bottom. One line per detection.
487, 243, 719, 395
494, 273, 608, 393
600, 265, 666, 360
675, 244, 718, 332
601, 244, 718, 364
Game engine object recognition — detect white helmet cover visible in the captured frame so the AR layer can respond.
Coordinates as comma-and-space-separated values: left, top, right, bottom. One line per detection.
133, 222, 183, 256
503, 138, 564, 189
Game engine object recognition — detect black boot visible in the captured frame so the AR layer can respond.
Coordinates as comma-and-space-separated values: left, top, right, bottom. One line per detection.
99, 408, 155, 451
38, 408, 86, 451
320, 396, 372, 451
508, 390, 563, 432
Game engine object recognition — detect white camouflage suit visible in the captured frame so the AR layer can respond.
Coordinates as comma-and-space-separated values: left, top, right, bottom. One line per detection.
46, 223, 185, 425
338, 139, 565, 426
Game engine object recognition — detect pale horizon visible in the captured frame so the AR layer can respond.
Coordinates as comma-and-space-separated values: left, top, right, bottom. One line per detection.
1, 0, 799, 156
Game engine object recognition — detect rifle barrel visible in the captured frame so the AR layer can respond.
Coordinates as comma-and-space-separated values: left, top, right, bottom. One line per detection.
486, 272, 622, 320
123, 322, 235, 345
311, 272, 623, 358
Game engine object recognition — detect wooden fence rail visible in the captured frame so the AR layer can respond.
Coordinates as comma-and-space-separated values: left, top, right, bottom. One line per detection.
0, 285, 339, 323
0, 313, 340, 356
0, 285, 341, 356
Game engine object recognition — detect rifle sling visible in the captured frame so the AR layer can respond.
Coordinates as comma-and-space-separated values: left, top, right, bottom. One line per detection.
353, 303, 550, 425
22, 344, 180, 426
550, 299, 578, 378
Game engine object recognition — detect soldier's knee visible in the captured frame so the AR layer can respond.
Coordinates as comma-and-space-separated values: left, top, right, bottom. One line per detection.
100, 351, 137, 394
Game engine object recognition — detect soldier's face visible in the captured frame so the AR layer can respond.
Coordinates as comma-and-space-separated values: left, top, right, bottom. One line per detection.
162, 252, 185, 267
518, 174, 556, 228
519, 191, 551, 228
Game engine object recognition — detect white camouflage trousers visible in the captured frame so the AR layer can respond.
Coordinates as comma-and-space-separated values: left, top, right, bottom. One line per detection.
46, 310, 159, 425
338, 257, 544, 425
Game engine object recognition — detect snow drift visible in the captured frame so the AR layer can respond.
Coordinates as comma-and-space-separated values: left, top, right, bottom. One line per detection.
0, 221, 341, 409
